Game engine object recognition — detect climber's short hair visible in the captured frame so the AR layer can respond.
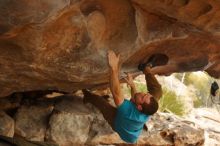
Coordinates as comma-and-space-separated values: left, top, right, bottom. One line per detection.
142, 97, 158, 115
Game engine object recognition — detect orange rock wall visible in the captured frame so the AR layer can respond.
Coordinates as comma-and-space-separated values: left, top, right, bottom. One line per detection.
0, 0, 220, 97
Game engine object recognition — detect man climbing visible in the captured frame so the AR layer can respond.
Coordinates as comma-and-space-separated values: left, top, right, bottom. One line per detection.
83, 50, 162, 143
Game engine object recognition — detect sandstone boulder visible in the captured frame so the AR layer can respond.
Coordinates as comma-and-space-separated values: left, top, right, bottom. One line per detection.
14, 103, 54, 141
0, 0, 220, 97
46, 96, 93, 146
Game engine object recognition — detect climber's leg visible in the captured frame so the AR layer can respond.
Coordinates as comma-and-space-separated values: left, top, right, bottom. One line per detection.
83, 90, 116, 129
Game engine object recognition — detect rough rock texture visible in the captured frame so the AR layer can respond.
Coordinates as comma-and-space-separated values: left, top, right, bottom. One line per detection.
46, 96, 124, 145
0, 94, 207, 146
186, 108, 220, 146
14, 104, 54, 141
46, 96, 93, 146
0, 93, 22, 110
144, 113, 204, 146
0, 0, 220, 97
0, 135, 58, 146
0, 111, 14, 137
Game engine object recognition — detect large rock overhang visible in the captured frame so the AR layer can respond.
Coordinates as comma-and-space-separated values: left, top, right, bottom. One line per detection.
0, 0, 220, 97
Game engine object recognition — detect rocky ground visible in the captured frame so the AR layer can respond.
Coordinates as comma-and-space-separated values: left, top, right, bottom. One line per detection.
0, 92, 219, 146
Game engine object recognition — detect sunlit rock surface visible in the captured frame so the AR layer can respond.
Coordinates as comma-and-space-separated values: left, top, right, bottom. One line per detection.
186, 108, 220, 146
0, 0, 220, 97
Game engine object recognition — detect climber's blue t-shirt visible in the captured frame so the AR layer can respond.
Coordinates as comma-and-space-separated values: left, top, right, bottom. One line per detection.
114, 99, 149, 143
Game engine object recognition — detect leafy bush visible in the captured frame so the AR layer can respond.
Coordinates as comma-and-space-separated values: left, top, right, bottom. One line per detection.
159, 88, 185, 116
193, 97, 203, 108
174, 72, 212, 107
134, 82, 147, 92
122, 83, 132, 98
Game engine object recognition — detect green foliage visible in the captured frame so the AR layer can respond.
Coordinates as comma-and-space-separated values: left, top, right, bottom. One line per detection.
159, 88, 185, 116
174, 72, 212, 107
182, 73, 192, 85
186, 73, 209, 96
122, 84, 131, 98
193, 97, 203, 108
134, 82, 147, 92
122, 82, 147, 98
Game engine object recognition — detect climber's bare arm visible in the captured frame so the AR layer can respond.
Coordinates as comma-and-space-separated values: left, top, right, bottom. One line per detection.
124, 73, 137, 99
108, 50, 124, 106
143, 67, 162, 101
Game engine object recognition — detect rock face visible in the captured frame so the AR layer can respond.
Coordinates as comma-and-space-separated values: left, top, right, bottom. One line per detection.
0, 0, 220, 97
144, 113, 205, 146
15, 104, 54, 141
0, 111, 14, 137
0, 95, 207, 146
46, 97, 93, 145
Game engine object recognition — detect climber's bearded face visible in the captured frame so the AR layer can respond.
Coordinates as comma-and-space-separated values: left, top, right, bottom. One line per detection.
131, 92, 153, 111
